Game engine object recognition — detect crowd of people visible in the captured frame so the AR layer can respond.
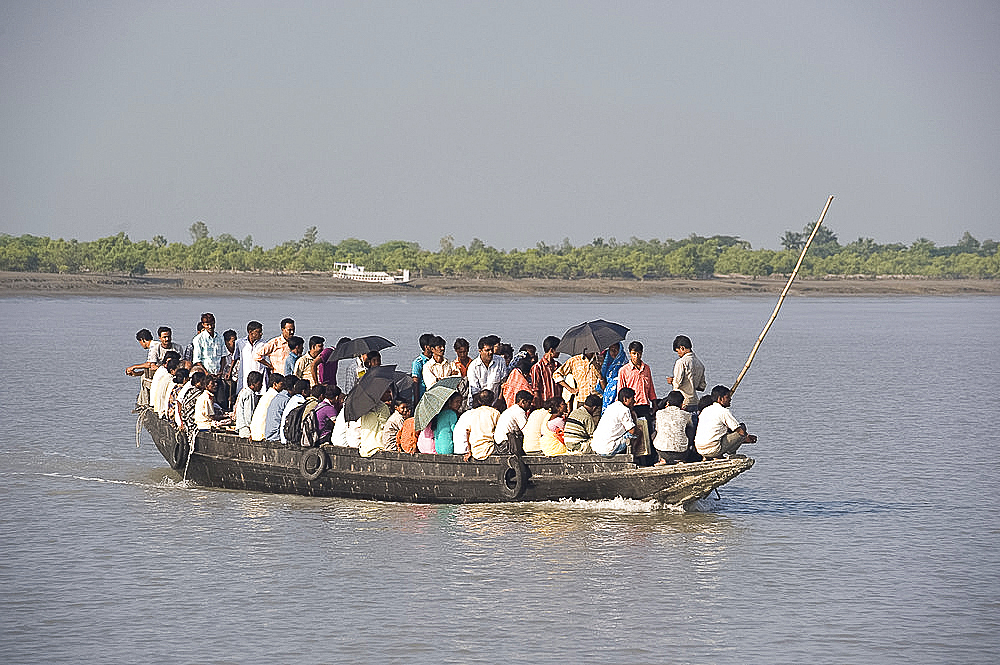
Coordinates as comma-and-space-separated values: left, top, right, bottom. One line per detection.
128, 315, 757, 465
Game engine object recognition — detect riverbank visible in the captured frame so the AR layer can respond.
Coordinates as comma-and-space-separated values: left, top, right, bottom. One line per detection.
1, 270, 998, 296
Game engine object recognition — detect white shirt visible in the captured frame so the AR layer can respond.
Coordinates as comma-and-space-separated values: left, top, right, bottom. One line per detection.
422, 358, 458, 389
591, 401, 635, 455
695, 402, 741, 457
494, 405, 528, 444
452, 410, 476, 455
150, 366, 173, 416
653, 405, 692, 453
194, 391, 215, 430
234, 386, 259, 435
522, 408, 549, 453
235, 337, 266, 394
672, 352, 706, 407
249, 387, 278, 441
466, 355, 507, 406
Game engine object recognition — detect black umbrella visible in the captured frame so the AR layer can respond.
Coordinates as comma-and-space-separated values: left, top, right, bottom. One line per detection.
328, 335, 395, 363
556, 319, 630, 356
391, 370, 414, 403
343, 364, 397, 421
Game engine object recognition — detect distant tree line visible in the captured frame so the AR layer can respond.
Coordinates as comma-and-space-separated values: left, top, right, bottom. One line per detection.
0, 222, 997, 279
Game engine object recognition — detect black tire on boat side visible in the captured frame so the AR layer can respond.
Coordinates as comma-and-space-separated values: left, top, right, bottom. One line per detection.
170, 433, 188, 470
299, 448, 327, 480
498, 455, 527, 500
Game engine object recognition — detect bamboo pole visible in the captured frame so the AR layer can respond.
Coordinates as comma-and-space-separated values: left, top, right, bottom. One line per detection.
730, 195, 835, 396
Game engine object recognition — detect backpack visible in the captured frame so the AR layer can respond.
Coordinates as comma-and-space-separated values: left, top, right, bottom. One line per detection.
300, 408, 324, 447
283, 403, 308, 445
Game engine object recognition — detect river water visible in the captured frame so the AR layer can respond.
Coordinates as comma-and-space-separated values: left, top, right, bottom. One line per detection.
1, 292, 997, 664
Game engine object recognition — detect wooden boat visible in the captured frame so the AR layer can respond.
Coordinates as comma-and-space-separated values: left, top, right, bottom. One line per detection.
138, 407, 753, 506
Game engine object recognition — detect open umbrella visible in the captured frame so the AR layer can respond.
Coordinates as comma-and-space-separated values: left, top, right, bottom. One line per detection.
343, 364, 397, 421
391, 370, 414, 403
432, 375, 464, 391
556, 319, 630, 356
413, 383, 459, 432
328, 335, 395, 363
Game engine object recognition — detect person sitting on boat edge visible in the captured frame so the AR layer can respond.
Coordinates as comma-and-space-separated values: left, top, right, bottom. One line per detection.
539, 397, 569, 456
494, 390, 533, 456
591, 387, 637, 457
125, 328, 154, 405
653, 391, 694, 466
665, 335, 706, 411
564, 394, 602, 454
313, 384, 343, 445
195, 378, 226, 432
382, 399, 412, 452
180, 371, 208, 433
150, 353, 182, 416
234, 371, 263, 438
464, 390, 501, 461
358, 391, 392, 458
250, 373, 284, 441
694, 385, 757, 460
279, 379, 311, 444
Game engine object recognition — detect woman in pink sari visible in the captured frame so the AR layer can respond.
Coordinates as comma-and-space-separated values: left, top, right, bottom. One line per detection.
501, 355, 533, 410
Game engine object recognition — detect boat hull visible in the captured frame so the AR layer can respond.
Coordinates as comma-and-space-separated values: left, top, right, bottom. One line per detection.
139, 408, 753, 506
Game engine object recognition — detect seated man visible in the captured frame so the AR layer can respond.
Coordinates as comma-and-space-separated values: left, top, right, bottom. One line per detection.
234, 371, 263, 438
564, 393, 602, 454
382, 399, 412, 452
591, 387, 637, 457
150, 353, 182, 416
249, 373, 284, 441
279, 379, 311, 444
313, 385, 343, 444
653, 390, 694, 465
695, 385, 757, 459
494, 390, 533, 455
465, 390, 501, 460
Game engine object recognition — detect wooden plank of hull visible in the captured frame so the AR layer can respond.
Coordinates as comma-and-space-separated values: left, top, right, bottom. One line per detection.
140, 408, 753, 506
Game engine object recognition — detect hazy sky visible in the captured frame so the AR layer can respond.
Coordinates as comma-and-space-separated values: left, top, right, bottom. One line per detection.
2, 1, 998, 251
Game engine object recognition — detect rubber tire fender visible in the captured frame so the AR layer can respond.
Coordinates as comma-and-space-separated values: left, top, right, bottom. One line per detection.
169, 433, 188, 470
498, 455, 527, 500
299, 447, 327, 480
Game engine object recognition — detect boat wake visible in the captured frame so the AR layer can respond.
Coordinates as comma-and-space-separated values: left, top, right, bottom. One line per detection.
548, 496, 688, 513
13, 471, 199, 491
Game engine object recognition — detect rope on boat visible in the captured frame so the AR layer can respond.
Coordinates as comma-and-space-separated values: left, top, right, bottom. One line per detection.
182, 428, 197, 482
135, 412, 144, 448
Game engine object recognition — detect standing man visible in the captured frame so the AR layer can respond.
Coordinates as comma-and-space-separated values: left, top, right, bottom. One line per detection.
694, 385, 757, 460
192, 313, 228, 407
235, 321, 266, 395
666, 335, 706, 411
411, 333, 435, 405
467, 337, 506, 408
554, 351, 604, 412
126, 329, 155, 405
530, 336, 562, 409
255, 318, 295, 378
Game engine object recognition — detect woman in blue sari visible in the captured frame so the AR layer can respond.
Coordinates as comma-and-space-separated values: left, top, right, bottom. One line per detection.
600, 341, 628, 411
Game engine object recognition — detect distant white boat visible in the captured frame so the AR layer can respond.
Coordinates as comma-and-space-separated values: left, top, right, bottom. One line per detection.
333, 262, 410, 284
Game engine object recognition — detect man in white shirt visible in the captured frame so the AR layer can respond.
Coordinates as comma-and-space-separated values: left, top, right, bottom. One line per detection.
695, 385, 757, 459
494, 390, 533, 455
235, 321, 266, 395
465, 390, 501, 460
234, 371, 263, 438
466, 337, 506, 407
279, 379, 309, 444
666, 335, 707, 410
151, 355, 182, 416
591, 387, 637, 457
249, 374, 284, 441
